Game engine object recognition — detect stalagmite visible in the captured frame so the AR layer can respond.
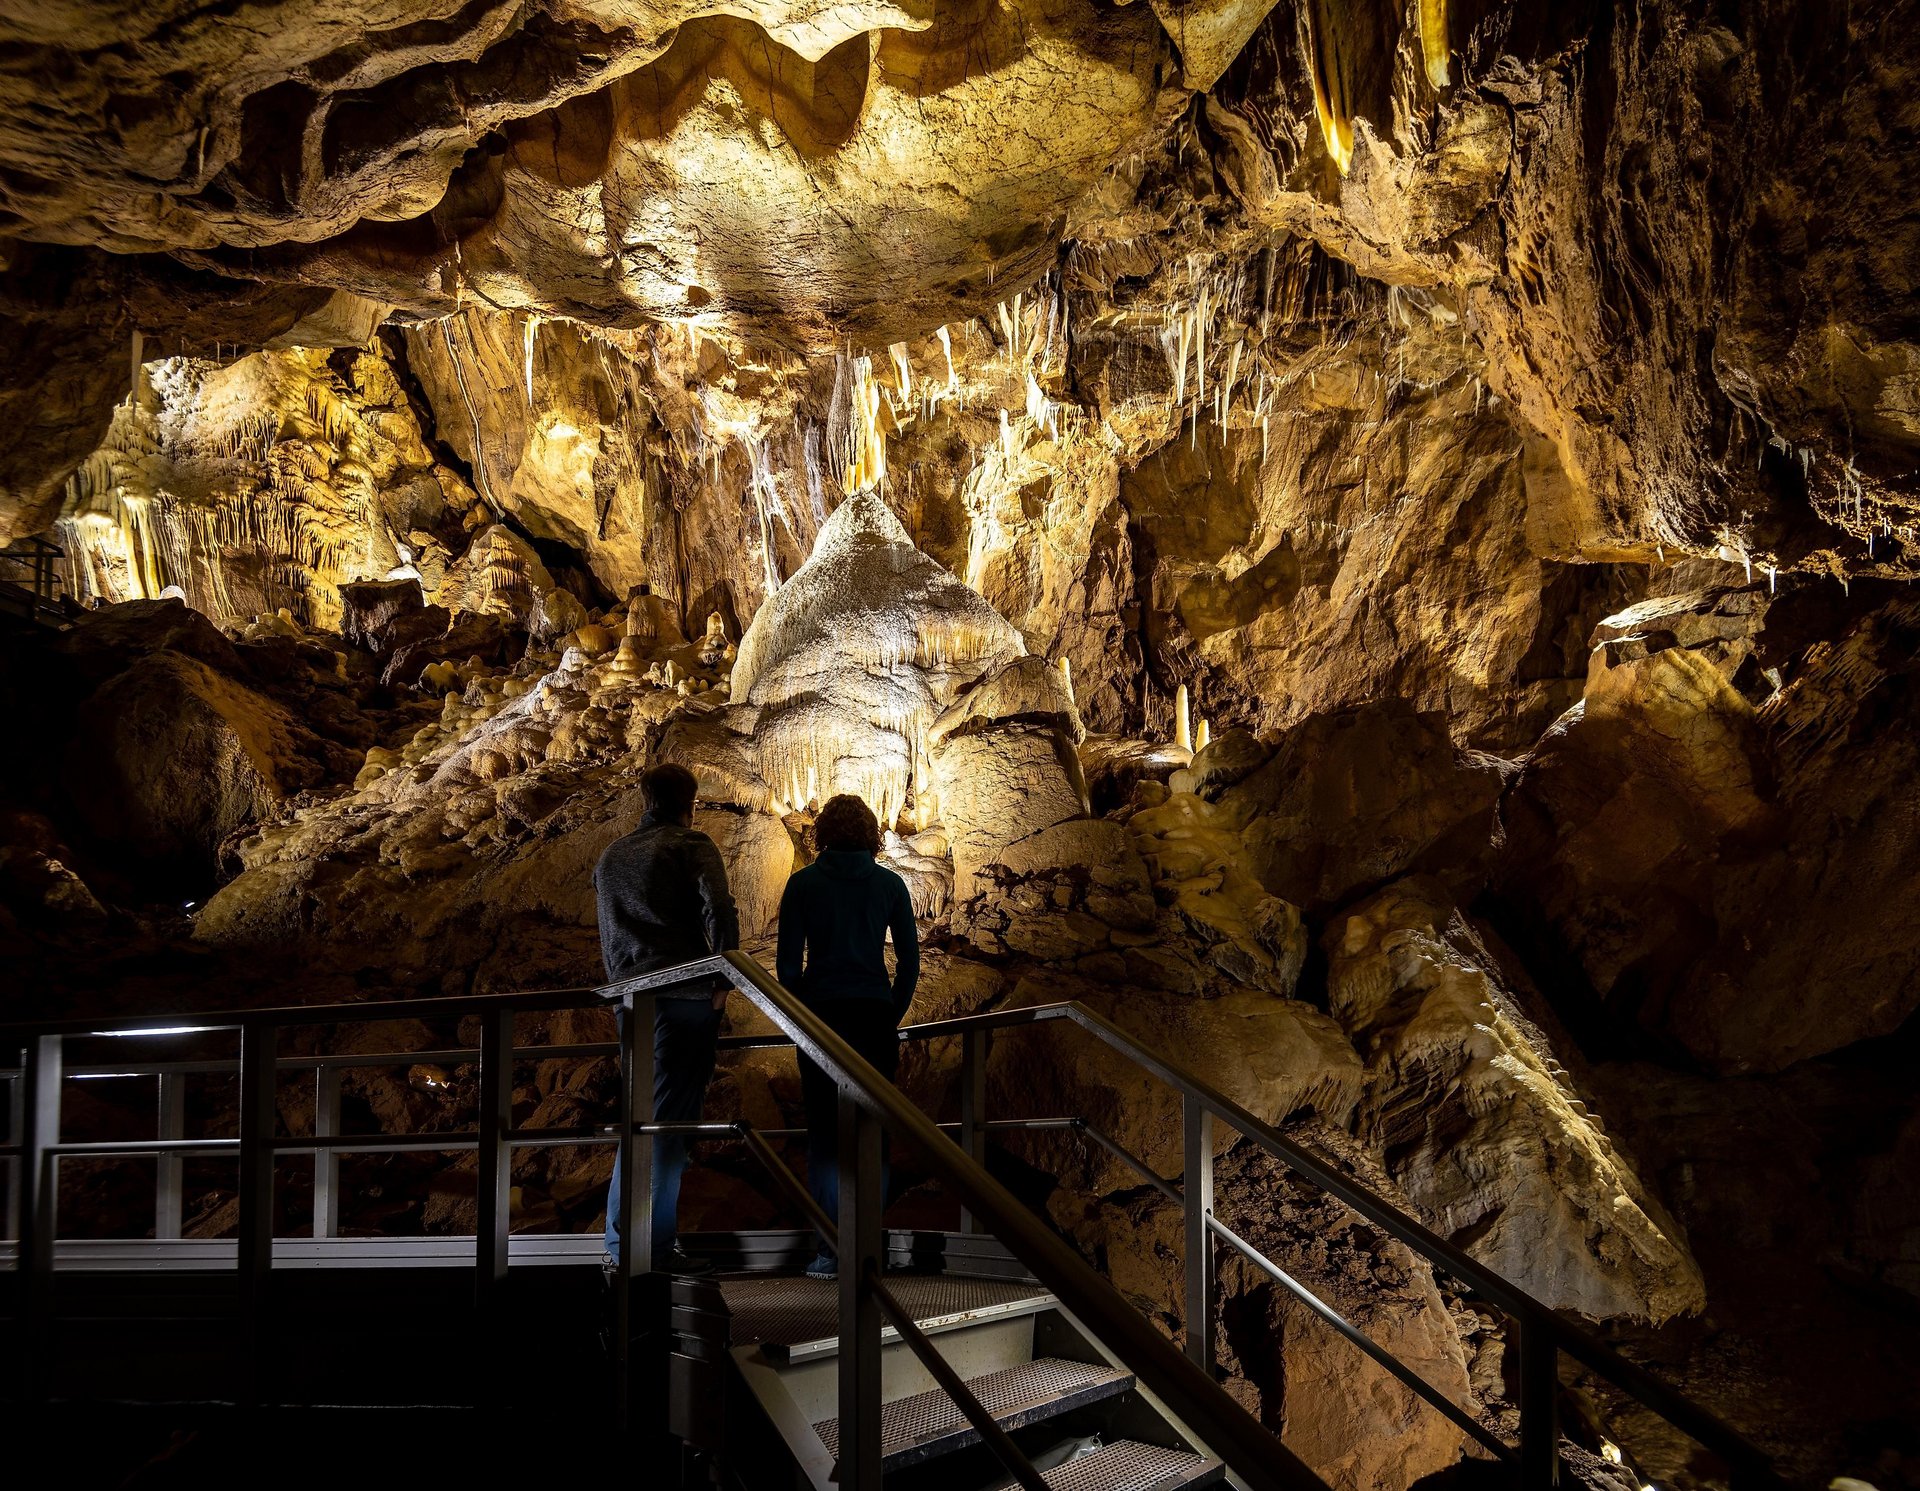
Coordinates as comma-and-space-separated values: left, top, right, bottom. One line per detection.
1174, 683, 1193, 753
728, 490, 1025, 829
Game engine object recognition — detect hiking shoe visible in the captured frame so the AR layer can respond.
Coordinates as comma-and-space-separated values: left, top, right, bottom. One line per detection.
664, 1246, 714, 1276
804, 1253, 838, 1280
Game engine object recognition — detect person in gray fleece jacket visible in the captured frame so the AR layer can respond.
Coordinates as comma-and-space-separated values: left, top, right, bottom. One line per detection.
595, 762, 738, 1276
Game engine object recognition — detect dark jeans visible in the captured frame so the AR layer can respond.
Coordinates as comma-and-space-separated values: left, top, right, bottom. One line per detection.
799, 999, 901, 1257
604, 996, 722, 1260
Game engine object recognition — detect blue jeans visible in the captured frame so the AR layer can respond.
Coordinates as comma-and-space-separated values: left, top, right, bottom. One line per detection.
798, 999, 900, 1257
605, 997, 722, 1260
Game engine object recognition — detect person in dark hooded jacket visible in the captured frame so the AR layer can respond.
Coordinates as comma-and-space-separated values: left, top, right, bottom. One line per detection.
775, 793, 919, 1278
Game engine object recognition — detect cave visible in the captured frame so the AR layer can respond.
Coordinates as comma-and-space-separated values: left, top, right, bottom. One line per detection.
0, 1, 1916, 1488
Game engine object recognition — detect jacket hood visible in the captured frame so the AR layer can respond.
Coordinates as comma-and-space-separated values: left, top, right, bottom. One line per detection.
816, 849, 880, 881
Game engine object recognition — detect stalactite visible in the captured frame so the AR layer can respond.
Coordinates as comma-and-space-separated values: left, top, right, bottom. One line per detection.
1305, 0, 1355, 171
442, 317, 505, 516
1417, 0, 1450, 88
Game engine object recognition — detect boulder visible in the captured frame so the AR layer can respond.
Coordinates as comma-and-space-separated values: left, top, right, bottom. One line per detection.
1327, 877, 1706, 1324
695, 807, 795, 942
933, 724, 1087, 897
1216, 701, 1509, 915
55, 596, 240, 689
930, 655, 1085, 747
337, 578, 444, 656
956, 817, 1156, 960
382, 612, 516, 691
1499, 598, 1920, 1071
1186, 726, 1270, 797
1078, 734, 1190, 816
532, 586, 589, 643
64, 651, 357, 883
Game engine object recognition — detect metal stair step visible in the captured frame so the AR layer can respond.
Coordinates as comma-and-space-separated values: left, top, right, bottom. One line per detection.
812, 1357, 1135, 1469
992, 1440, 1225, 1491
719, 1274, 1056, 1363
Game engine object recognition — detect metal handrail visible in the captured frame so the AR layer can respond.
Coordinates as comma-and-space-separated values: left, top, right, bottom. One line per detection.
619, 952, 1327, 1491
732, 1121, 1051, 1491
0, 965, 1782, 1488
882, 999, 1782, 1486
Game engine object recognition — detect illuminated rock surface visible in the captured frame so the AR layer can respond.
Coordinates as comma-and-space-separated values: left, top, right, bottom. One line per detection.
5, 2, 1920, 1486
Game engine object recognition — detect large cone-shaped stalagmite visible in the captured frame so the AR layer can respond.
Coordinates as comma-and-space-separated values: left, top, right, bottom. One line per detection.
730, 490, 1026, 827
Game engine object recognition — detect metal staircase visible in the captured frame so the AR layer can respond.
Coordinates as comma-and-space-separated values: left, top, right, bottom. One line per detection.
1, 951, 1785, 1490
681, 1265, 1221, 1490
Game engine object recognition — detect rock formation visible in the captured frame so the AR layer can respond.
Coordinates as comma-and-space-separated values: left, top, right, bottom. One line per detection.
5, 2, 1919, 1485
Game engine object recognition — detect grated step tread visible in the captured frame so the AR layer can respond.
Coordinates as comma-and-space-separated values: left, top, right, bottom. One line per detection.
991, 1440, 1225, 1491
813, 1356, 1133, 1466
721, 1274, 1051, 1360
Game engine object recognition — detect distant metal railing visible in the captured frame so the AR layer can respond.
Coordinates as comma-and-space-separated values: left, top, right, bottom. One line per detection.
0, 534, 66, 603
0, 958, 1784, 1489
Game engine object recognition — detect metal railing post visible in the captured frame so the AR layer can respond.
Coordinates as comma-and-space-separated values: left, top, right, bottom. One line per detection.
838, 1087, 885, 1491
476, 1008, 513, 1352
1518, 1312, 1560, 1488
313, 1066, 341, 1238
614, 992, 656, 1432
958, 1027, 987, 1233
155, 1071, 185, 1240
16, 1034, 61, 1402
1183, 1093, 1216, 1374
237, 1022, 277, 1404
2, 1065, 24, 1241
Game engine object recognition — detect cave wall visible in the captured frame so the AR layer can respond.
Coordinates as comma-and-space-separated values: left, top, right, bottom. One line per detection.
4, 2, 1920, 1488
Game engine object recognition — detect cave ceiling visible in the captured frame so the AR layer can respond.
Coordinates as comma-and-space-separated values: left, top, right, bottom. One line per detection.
3, 0, 1919, 583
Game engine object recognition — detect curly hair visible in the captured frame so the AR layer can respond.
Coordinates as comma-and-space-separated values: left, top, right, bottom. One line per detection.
813, 793, 882, 853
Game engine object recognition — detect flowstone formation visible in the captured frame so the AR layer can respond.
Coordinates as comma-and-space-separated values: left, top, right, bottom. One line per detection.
719, 489, 1026, 826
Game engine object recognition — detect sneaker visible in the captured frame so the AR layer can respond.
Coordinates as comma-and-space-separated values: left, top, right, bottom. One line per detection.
804, 1253, 838, 1280
664, 1246, 715, 1276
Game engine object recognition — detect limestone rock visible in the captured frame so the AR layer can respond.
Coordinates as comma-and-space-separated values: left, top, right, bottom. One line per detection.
930, 655, 1085, 747
987, 970, 1362, 1187
1327, 877, 1706, 1324
934, 725, 1087, 900
65, 651, 357, 883
695, 808, 795, 941
1048, 1134, 1473, 1491
958, 817, 1156, 960
1500, 597, 1920, 1072
53, 345, 475, 630
1126, 790, 1307, 995
382, 613, 516, 691
338, 579, 435, 656
1215, 701, 1509, 915
54, 596, 241, 689
1186, 726, 1270, 797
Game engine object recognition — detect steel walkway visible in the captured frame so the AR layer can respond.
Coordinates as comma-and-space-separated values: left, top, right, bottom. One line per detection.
1, 951, 1785, 1490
